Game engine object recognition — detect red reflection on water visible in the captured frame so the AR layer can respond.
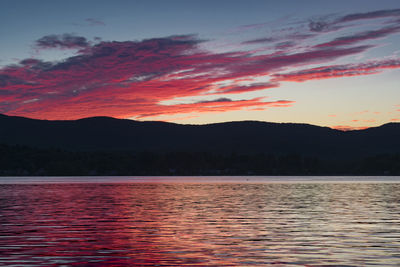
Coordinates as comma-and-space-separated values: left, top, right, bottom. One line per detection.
0, 184, 240, 266
1, 183, 400, 266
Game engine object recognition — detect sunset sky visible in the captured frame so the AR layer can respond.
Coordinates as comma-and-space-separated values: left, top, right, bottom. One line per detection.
1, 0, 399, 130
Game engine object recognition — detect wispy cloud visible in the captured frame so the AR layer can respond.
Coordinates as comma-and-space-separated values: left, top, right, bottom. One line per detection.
314, 26, 400, 48
85, 18, 105, 26
215, 82, 279, 94
339, 9, 400, 23
273, 58, 400, 82
308, 8, 400, 33
72, 18, 106, 27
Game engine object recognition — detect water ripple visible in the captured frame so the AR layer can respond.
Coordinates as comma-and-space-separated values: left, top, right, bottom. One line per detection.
0, 182, 400, 265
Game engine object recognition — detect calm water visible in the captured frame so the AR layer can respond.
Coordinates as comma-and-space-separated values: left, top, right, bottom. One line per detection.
1, 177, 400, 266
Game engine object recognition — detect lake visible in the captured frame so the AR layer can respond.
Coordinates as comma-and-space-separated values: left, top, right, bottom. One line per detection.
1, 176, 400, 266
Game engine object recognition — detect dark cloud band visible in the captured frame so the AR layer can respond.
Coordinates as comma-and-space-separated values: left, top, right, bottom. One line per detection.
36, 34, 90, 49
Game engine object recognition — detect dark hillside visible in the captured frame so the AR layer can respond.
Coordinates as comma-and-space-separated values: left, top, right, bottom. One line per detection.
1, 114, 399, 176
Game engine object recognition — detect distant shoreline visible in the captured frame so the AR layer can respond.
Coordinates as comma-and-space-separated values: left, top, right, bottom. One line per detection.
1, 176, 400, 185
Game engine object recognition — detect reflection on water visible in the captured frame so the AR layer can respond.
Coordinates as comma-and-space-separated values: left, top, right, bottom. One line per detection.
1, 181, 400, 266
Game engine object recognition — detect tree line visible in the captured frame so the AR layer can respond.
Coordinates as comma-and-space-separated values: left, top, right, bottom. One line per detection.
1, 144, 399, 176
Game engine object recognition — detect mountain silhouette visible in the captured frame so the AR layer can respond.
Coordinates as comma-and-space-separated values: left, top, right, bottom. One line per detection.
1, 113, 399, 158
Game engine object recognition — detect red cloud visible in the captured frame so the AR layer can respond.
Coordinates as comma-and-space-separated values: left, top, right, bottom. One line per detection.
2, 7, 400, 122
13, 96, 293, 120
0, 33, 371, 120
135, 98, 295, 119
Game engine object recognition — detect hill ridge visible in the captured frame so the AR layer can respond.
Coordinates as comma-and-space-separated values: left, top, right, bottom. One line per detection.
0, 114, 399, 158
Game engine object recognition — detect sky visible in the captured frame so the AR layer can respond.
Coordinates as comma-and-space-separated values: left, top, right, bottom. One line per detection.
0, 0, 400, 130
